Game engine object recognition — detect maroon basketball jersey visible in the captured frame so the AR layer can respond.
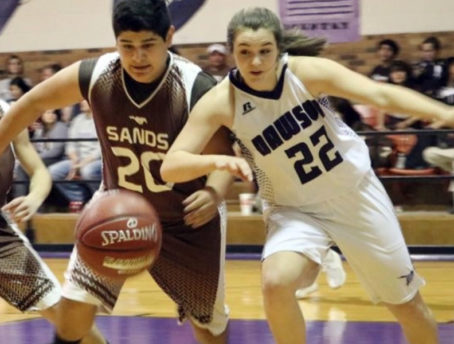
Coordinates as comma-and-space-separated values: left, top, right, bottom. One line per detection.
80, 52, 216, 223
0, 101, 15, 206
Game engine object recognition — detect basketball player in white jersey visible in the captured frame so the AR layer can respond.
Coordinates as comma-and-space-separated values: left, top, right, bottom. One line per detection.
161, 7, 454, 344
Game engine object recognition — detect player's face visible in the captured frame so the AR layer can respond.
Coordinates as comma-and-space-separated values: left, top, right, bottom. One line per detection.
377, 44, 394, 62
116, 29, 174, 83
420, 43, 437, 62
232, 28, 280, 91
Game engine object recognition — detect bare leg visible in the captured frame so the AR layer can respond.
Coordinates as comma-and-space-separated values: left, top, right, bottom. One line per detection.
386, 292, 439, 344
55, 298, 104, 343
190, 320, 228, 344
38, 301, 106, 344
262, 251, 319, 344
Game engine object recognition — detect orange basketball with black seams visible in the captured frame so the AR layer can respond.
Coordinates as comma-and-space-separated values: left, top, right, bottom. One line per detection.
75, 189, 162, 279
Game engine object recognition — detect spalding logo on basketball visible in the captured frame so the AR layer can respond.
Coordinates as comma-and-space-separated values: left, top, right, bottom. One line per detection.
75, 189, 162, 279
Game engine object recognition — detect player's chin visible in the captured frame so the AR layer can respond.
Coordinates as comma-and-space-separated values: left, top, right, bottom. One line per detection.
129, 69, 154, 83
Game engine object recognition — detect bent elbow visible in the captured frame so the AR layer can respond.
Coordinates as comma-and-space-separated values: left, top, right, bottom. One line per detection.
160, 159, 175, 183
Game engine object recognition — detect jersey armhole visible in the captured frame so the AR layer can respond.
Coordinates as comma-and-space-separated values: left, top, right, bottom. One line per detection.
79, 57, 99, 101
190, 71, 217, 111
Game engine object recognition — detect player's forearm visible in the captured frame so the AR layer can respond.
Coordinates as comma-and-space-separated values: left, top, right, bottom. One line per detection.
0, 99, 43, 153
375, 84, 453, 122
28, 166, 52, 205
161, 151, 219, 182
205, 170, 235, 201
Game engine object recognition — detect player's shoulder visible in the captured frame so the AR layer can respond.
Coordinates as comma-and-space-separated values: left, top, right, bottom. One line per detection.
288, 55, 332, 74
193, 78, 232, 117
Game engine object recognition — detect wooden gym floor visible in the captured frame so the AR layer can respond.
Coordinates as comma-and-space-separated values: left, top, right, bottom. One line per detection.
0, 255, 453, 343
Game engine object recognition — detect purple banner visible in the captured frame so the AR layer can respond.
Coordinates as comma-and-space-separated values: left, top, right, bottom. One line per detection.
0, 0, 20, 34
278, 0, 360, 43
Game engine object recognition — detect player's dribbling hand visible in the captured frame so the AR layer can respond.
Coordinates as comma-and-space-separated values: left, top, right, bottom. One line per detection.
183, 187, 219, 228
214, 156, 253, 182
2, 195, 40, 223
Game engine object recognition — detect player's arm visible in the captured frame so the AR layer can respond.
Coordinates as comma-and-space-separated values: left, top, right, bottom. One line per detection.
0, 61, 84, 154
161, 82, 252, 183
292, 56, 454, 124
202, 127, 236, 203
2, 129, 51, 222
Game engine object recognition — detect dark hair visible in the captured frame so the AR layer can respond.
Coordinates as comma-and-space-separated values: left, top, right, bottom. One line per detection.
378, 39, 400, 57
112, 0, 171, 39
389, 60, 415, 88
227, 7, 326, 57
5, 54, 24, 73
329, 97, 362, 128
440, 57, 454, 86
422, 36, 441, 51
9, 77, 31, 94
41, 63, 62, 74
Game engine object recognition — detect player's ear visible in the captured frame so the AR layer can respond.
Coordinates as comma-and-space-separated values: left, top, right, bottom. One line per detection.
165, 25, 176, 46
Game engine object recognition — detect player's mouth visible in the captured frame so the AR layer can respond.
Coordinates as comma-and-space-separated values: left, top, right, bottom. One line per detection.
250, 71, 263, 76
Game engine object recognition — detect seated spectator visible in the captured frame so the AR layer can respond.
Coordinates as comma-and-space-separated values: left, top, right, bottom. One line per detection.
8, 76, 31, 103
38, 63, 76, 123
369, 39, 400, 82
423, 144, 454, 212
13, 109, 68, 198
414, 36, 445, 97
436, 57, 454, 105
48, 100, 101, 209
39, 63, 62, 82
385, 60, 421, 130
0, 55, 32, 101
385, 60, 437, 169
203, 43, 231, 82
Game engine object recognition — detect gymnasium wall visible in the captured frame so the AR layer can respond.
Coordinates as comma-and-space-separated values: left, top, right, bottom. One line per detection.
0, 0, 453, 83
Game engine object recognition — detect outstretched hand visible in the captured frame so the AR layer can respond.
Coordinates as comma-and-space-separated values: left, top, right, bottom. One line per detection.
214, 156, 253, 182
2, 195, 41, 223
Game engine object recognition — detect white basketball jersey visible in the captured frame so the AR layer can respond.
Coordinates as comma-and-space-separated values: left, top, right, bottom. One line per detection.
230, 55, 371, 206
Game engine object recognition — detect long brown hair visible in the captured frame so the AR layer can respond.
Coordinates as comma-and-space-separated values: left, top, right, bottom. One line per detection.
227, 7, 326, 57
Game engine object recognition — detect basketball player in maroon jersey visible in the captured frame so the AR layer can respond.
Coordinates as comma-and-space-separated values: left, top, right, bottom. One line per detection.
0, 100, 104, 343
0, 1, 233, 343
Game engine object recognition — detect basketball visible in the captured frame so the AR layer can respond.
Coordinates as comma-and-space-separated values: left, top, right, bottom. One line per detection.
75, 189, 162, 279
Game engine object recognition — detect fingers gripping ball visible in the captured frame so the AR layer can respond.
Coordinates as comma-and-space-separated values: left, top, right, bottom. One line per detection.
75, 189, 162, 279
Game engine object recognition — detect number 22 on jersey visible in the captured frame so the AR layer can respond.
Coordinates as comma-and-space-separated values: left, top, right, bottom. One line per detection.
285, 126, 343, 184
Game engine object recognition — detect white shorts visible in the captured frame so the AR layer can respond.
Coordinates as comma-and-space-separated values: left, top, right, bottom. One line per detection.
262, 170, 424, 304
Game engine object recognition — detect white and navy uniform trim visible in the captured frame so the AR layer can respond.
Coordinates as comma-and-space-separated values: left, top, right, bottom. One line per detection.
228, 55, 425, 305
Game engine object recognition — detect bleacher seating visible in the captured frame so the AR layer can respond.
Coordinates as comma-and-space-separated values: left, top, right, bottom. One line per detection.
18, 181, 454, 247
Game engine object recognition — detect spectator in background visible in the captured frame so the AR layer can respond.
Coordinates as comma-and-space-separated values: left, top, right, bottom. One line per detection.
369, 39, 400, 82
39, 63, 63, 82
38, 63, 76, 123
13, 109, 68, 198
436, 57, 454, 106
414, 36, 445, 97
385, 60, 420, 130
422, 58, 454, 204
48, 100, 101, 210
0, 55, 31, 101
386, 60, 437, 169
8, 76, 31, 103
203, 43, 231, 82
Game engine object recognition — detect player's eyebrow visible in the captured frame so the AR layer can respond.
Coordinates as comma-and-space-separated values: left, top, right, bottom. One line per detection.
118, 37, 158, 43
